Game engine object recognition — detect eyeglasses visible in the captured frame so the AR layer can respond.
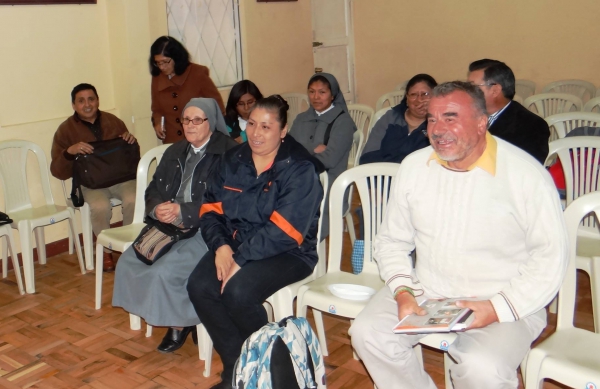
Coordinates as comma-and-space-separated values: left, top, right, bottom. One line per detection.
154, 58, 172, 67
407, 92, 432, 100
182, 117, 208, 125
237, 99, 256, 109
471, 82, 497, 88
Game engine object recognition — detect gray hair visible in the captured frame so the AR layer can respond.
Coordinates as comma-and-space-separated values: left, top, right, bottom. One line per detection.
432, 81, 488, 117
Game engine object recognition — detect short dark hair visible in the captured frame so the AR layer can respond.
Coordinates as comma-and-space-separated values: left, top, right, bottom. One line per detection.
225, 80, 264, 119
254, 95, 290, 129
71, 83, 98, 103
149, 36, 191, 77
468, 59, 516, 100
401, 73, 438, 105
432, 81, 488, 117
307, 75, 331, 91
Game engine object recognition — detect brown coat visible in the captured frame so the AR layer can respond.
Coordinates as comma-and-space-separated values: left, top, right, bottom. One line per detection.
50, 111, 131, 180
151, 63, 225, 144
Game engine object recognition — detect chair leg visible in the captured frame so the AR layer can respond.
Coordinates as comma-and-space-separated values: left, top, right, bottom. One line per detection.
67, 218, 74, 255
34, 227, 46, 265
145, 324, 153, 337
95, 243, 103, 309
2, 235, 7, 278
590, 258, 600, 333
19, 223, 35, 294
443, 352, 454, 389
414, 343, 424, 368
197, 323, 213, 377
349, 319, 359, 360
130, 314, 141, 330
312, 309, 329, 357
67, 214, 85, 274
81, 203, 94, 271
345, 211, 356, 245
6, 232, 24, 295
548, 296, 557, 314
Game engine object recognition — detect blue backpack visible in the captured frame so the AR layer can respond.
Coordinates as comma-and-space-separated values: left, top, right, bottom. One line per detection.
233, 316, 326, 389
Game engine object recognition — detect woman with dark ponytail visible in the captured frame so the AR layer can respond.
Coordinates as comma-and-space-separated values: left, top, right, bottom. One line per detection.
187, 95, 325, 389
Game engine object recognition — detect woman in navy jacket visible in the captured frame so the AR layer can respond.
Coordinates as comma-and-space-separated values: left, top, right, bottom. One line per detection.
187, 95, 324, 389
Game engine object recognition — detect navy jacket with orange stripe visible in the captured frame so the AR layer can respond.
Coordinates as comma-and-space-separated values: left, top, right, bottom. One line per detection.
199, 135, 325, 268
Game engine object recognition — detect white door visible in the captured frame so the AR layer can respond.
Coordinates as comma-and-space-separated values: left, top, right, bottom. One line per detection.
311, 0, 356, 103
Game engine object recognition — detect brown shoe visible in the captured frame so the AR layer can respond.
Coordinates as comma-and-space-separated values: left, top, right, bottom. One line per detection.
103, 252, 115, 272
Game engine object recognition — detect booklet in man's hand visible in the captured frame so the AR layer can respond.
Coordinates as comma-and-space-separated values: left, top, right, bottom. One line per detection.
393, 298, 474, 334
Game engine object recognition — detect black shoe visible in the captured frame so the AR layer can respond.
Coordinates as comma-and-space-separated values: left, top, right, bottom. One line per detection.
157, 326, 196, 353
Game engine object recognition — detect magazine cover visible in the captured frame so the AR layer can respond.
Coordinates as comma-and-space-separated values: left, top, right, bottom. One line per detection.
393, 298, 474, 334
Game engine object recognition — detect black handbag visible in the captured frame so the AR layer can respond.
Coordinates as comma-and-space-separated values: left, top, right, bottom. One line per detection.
71, 138, 140, 207
132, 217, 197, 265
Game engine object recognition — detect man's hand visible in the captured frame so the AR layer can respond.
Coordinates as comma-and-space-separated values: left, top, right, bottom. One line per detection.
120, 132, 137, 144
456, 299, 498, 329
215, 245, 235, 282
154, 124, 166, 140
313, 144, 327, 153
67, 142, 94, 155
154, 202, 181, 224
221, 262, 241, 294
396, 292, 427, 321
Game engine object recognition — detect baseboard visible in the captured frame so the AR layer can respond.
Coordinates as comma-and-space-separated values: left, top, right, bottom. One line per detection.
3, 221, 124, 271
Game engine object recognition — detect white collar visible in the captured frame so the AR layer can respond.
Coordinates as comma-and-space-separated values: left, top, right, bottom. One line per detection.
191, 135, 211, 154
316, 103, 335, 116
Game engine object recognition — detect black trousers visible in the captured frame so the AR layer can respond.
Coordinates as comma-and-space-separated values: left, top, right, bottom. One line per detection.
187, 250, 313, 379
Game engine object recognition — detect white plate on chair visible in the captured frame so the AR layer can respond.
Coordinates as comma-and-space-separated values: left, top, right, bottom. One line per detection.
328, 284, 376, 301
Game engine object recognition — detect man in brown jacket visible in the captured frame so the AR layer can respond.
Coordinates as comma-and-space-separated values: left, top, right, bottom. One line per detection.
50, 83, 137, 272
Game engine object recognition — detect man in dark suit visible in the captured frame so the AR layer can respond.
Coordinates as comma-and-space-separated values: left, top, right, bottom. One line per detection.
468, 59, 549, 164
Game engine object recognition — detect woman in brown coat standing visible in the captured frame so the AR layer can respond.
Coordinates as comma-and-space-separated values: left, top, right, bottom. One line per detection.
150, 36, 225, 144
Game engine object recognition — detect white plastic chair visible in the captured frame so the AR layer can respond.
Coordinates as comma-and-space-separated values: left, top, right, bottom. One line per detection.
515, 79, 536, 100
542, 79, 596, 103
523, 93, 583, 118
197, 172, 329, 378
395, 80, 408, 91
366, 107, 392, 143
60, 181, 122, 271
545, 112, 600, 140
546, 137, 600, 331
297, 163, 399, 357
94, 144, 169, 310
347, 104, 374, 139
513, 95, 524, 105
584, 97, 600, 113
0, 224, 24, 295
281, 93, 309, 128
525, 192, 600, 389
0, 140, 84, 294
375, 91, 405, 112
343, 131, 365, 246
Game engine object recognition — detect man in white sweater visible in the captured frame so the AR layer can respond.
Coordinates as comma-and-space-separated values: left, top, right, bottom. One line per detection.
350, 81, 568, 389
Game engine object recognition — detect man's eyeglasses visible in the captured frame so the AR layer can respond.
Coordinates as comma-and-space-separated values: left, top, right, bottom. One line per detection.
471, 82, 497, 88
407, 92, 432, 100
155, 58, 173, 67
182, 117, 208, 125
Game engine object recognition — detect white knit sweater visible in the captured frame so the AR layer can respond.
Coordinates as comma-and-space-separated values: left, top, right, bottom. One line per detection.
375, 136, 568, 322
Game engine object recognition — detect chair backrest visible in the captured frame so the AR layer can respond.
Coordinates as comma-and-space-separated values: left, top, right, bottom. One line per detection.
542, 79, 596, 102
347, 130, 364, 169
375, 91, 405, 112
395, 80, 408, 91
515, 79, 536, 99
583, 97, 600, 113
328, 163, 399, 274
0, 140, 55, 212
523, 93, 583, 118
512, 95, 524, 105
315, 172, 328, 277
560, 192, 600, 329
347, 104, 374, 138
546, 137, 600, 207
545, 112, 600, 140
281, 93, 309, 128
367, 107, 392, 142
131, 144, 170, 223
